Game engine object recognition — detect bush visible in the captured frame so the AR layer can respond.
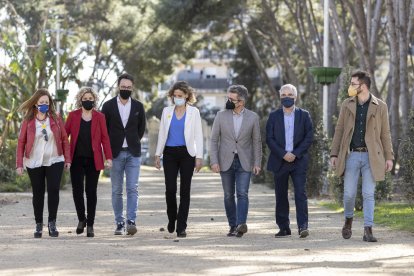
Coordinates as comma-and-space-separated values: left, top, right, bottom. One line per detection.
398, 110, 414, 208
330, 171, 393, 210
301, 88, 329, 197
0, 161, 16, 183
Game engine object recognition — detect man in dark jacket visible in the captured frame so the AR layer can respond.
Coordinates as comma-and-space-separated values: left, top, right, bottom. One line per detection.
266, 84, 313, 239
101, 73, 146, 236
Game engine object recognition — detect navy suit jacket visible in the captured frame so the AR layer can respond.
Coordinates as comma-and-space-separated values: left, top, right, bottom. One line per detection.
266, 107, 313, 173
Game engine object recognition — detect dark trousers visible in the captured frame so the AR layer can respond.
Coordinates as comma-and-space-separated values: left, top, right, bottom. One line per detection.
26, 162, 64, 223
163, 146, 195, 233
70, 157, 100, 226
273, 160, 308, 230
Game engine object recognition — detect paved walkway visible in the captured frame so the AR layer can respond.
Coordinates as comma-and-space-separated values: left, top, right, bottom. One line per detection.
0, 167, 413, 275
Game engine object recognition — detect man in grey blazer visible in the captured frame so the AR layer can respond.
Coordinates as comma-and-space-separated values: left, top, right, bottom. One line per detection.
210, 85, 262, 237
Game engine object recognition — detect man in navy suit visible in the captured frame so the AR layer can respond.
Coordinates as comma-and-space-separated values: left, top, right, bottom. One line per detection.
266, 84, 313, 238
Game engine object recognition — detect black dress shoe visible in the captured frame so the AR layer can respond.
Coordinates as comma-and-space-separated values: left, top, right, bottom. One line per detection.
76, 220, 87, 235
299, 228, 309, 238
177, 231, 187, 238
48, 221, 59, 237
34, 223, 43, 238
87, 226, 94, 237
227, 226, 237, 237
275, 228, 291, 238
235, 224, 248, 238
167, 221, 175, 233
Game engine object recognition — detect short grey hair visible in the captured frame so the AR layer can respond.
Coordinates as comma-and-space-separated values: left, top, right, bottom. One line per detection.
279, 84, 297, 97
227, 84, 248, 101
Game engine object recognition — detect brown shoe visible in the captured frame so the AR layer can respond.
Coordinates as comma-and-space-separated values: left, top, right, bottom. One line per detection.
363, 226, 378, 242
342, 217, 353, 239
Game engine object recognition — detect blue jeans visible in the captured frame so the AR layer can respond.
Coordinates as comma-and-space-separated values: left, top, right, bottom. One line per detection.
220, 157, 252, 227
111, 150, 141, 223
343, 152, 376, 226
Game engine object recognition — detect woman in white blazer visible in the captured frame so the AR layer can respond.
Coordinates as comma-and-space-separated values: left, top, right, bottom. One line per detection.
155, 81, 203, 238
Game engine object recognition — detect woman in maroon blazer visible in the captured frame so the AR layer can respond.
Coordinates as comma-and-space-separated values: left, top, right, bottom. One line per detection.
65, 87, 112, 237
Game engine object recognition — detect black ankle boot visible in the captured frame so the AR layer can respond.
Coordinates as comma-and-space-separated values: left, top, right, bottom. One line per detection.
87, 226, 94, 237
363, 226, 377, 242
48, 220, 59, 237
76, 220, 87, 235
34, 223, 43, 238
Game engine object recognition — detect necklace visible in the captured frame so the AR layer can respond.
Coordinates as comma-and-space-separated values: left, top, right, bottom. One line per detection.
36, 115, 47, 129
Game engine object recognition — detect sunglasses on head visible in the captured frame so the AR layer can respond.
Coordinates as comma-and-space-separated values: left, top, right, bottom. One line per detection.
41, 128, 48, 142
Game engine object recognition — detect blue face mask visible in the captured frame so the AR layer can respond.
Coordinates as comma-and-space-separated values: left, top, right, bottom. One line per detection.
281, 97, 295, 108
37, 104, 49, 114
174, 97, 186, 106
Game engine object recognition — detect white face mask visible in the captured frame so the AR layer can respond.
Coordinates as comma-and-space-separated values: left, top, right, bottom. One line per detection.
174, 97, 186, 106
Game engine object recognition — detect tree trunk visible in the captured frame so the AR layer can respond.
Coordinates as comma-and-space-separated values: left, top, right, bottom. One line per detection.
386, 0, 401, 171
398, 0, 410, 134
237, 15, 278, 97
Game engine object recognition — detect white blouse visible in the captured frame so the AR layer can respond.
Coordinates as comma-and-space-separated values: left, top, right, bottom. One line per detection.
24, 117, 64, 169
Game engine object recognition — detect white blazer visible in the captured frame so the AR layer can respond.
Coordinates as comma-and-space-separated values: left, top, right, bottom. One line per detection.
155, 105, 203, 159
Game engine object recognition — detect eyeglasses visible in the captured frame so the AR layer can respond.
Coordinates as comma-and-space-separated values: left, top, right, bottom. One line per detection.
227, 97, 241, 104
41, 129, 48, 142
350, 83, 362, 87
120, 86, 133, 90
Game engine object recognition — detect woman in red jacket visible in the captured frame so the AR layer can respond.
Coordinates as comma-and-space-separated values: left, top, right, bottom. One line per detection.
65, 87, 112, 237
16, 88, 71, 238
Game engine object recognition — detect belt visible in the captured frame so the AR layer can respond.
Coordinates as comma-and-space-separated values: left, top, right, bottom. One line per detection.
165, 145, 186, 149
120, 147, 129, 151
351, 147, 368, 152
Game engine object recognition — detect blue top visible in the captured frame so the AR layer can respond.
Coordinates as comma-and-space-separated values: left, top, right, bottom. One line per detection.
166, 111, 186, 146
284, 109, 295, 152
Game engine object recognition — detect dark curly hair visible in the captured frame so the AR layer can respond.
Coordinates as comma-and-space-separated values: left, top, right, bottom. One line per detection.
167, 81, 196, 104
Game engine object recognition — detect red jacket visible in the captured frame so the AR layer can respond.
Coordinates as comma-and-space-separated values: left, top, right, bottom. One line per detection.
16, 115, 71, 168
65, 109, 112, 170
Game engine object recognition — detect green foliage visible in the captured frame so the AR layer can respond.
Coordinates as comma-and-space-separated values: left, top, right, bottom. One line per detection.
320, 201, 414, 232
330, 172, 393, 210
398, 110, 414, 207
0, 161, 15, 183
301, 90, 329, 197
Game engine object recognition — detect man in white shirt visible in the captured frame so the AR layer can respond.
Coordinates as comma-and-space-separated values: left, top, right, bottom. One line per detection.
101, 73, 146, 235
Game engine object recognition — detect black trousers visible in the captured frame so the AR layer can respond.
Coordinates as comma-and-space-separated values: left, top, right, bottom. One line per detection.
26, 162, 64, 223
70, 157, 100, 226
163, 146, 195, 233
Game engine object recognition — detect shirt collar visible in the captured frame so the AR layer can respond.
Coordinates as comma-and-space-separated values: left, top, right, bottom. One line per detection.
233, 108, 245, 115
117, 96, 131, 104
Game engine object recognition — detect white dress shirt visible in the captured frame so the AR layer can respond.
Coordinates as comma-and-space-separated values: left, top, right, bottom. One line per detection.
117, 96, 131, 148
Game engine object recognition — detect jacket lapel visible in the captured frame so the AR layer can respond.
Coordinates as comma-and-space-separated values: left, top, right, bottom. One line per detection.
235, 109, 247, 139
277, 109, 286, 146
227, 110, 236, 139
293, 108, 300, 143
112, 97, 124, 127
366, 94, 379, 121
165, 106, 175, 131
347, 97, 357, 118
125, 100, 136, 129
91, 110, 98, 140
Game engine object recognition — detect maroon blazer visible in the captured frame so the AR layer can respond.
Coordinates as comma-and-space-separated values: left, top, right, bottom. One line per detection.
16, 115, 71, 168
65, 109, 112, 170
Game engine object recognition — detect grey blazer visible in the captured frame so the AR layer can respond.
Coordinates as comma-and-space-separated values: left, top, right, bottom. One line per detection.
210, 109, 262, 172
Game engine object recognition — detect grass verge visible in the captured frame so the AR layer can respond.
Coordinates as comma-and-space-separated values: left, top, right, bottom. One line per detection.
319, 201, 414, 233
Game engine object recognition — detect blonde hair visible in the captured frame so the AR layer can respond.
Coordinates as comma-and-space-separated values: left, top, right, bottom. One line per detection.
18, 88, 58, 121
74, 87, 99, 109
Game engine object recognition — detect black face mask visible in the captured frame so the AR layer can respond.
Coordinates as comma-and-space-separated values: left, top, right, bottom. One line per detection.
82, 100, 94, 111
225, 99, 236, 110
119, 90, 132, 100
